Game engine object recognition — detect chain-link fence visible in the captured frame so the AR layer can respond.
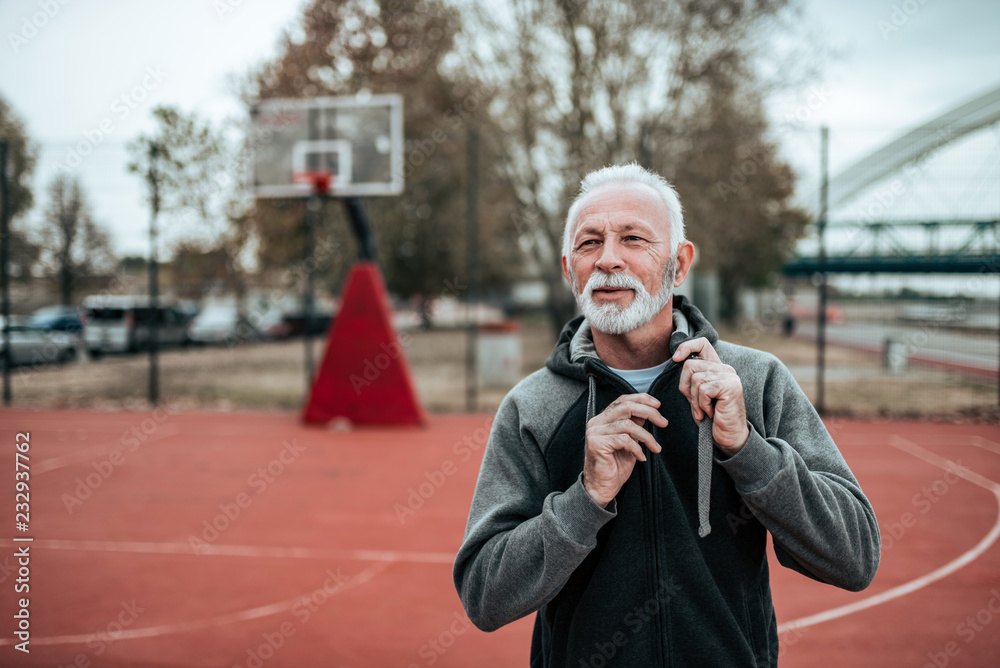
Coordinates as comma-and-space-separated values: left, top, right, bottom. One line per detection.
6, 117, 1000, 419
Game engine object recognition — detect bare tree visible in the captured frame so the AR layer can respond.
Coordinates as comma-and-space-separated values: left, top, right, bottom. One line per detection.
451, 0, 811, 332
127, 106, 251, 301
39, 174, 115, 306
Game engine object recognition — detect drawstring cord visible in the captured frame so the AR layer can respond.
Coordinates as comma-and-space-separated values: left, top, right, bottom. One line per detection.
697, 417, 714, 537
586, 373, 597, 424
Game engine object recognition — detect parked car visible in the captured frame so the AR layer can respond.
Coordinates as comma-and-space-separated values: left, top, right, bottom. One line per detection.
268, 311, 334, 338
188, 303, 259, 345
0, 316, 77, 369
81, 295, 190, 357
29, 305, 83, 336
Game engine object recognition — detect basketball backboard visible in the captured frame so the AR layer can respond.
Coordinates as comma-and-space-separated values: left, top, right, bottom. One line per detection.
250, 93, 403, 198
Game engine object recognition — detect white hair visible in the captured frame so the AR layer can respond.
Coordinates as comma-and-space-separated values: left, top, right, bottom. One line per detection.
562, 163, 685, 261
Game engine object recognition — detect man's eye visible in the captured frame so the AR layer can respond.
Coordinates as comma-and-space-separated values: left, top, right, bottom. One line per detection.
579, 239, 598, 247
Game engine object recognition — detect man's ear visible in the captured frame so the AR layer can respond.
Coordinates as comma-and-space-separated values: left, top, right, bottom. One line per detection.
562, 255, 572, 284
673, 241, 695, 288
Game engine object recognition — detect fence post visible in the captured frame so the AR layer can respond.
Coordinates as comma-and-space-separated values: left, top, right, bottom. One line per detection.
147, 143, 161, 406
816, 126, 829, 415
465, 125, 479, 413
0, 142, 10, 406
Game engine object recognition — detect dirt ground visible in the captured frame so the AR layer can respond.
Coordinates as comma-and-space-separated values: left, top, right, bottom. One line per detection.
5, 319, 997, 419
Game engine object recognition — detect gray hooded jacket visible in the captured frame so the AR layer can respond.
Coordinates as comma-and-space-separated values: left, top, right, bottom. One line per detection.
454, 297, 879, 667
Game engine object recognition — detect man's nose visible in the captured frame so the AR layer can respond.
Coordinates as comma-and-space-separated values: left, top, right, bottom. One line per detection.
594, 239, 624, 272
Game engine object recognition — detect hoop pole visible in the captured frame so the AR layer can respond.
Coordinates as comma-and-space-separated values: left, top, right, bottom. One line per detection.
343, 197, 377, 263
304, 193, 320, 390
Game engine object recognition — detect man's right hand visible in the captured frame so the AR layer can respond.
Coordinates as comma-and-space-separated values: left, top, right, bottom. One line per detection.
582, 393, 667, 508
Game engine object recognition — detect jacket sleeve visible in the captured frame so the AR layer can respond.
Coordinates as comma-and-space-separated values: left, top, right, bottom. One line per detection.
453, 392, 616, 631
717, 353, 881, 592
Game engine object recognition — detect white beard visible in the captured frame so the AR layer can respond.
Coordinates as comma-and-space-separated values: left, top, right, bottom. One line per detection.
575, 259, 676, 335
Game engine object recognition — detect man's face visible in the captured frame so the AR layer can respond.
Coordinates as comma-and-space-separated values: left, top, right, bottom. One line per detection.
563, 182, 677, 335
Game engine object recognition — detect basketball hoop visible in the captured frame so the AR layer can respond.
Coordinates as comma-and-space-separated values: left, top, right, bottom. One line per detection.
292, 171, 335, 196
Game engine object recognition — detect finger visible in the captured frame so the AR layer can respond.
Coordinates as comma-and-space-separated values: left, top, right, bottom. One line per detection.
597, 397, 668, 428
672, 337, 721, 363
617, 393, 662, 409
595, 421, 662, 454
697, 376, 719, 419
614, 433, 648, 462
688, 374, 704, 422
676, 363, 694, 403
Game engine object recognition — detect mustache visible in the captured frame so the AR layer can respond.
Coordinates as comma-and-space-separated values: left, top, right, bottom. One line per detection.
583, 271, 647, 298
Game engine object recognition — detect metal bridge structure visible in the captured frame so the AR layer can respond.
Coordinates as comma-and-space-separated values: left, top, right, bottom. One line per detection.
785, 83, 1000, 276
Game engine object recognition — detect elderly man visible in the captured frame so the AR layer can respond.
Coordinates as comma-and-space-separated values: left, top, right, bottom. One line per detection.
453, 163, 880, 667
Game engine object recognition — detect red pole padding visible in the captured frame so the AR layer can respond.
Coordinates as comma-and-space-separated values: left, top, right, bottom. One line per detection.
302, 261, 426, 426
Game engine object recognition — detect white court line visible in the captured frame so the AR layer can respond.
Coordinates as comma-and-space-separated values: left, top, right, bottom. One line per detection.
777, 436, 1000, 634
0, 561, 389, 646
34, 424, 180, 475
0, 537, 455, 564
973, 436, 1000, 456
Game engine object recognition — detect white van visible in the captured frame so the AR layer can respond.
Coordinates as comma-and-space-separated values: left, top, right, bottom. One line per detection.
81, 295, 190, 356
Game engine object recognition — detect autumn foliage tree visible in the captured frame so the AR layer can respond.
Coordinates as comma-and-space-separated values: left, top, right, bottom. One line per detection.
663, 72, 809, 323
0, 95, 42, 284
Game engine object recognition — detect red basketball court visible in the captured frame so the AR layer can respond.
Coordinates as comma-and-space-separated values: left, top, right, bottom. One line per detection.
1, 408, 998, 667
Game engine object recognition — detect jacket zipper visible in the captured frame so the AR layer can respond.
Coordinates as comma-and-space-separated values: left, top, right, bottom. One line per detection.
647, 369, 681, 668
589, 357, 673, 667
642, 444, 669, 666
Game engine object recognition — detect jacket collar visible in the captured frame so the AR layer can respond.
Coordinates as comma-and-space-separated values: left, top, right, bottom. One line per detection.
546, 294, 718, 382
568, 308, 693, 364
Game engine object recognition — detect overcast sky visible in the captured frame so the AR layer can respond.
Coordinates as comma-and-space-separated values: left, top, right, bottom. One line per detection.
1, 0, 999, 256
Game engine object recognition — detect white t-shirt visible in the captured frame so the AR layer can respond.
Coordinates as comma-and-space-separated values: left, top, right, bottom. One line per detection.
607, 360, 670, 394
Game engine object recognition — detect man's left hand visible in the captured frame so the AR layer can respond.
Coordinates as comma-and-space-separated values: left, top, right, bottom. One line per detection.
672, 338, 749, 455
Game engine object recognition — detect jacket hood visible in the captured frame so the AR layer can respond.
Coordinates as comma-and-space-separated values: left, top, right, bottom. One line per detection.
545, 294, 719, 382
